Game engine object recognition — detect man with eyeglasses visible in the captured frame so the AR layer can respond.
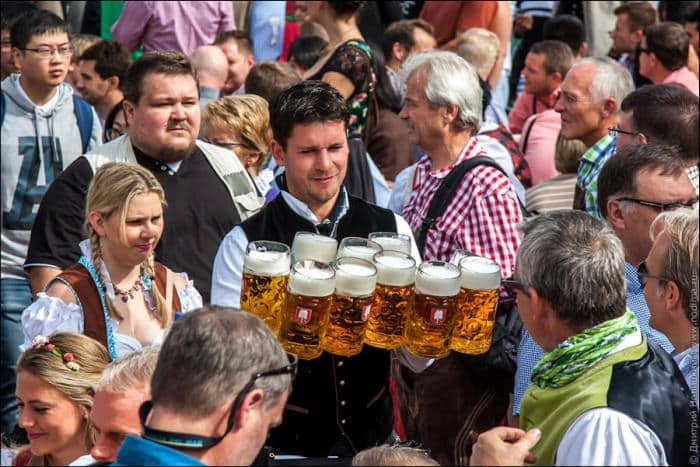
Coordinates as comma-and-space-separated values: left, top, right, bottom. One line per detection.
0, 8, 102, 443
642, 207, 699, 407
110, 307, 294, 466
553, 57, 634, 218
506, 210, 695, 466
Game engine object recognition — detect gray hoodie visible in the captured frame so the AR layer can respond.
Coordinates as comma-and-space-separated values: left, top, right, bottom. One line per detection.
1, 74, 102, 279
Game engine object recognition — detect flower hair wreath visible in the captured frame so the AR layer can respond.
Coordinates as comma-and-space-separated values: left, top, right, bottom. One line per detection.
31, 335, 81, 371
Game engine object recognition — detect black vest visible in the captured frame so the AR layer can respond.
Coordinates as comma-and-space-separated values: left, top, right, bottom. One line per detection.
242, 194, 397, 457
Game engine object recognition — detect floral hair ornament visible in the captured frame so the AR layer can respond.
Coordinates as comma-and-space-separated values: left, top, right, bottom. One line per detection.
31, 335, 81, 371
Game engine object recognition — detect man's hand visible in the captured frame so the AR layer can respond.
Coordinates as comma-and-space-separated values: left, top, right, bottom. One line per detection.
470, 426, 541, 466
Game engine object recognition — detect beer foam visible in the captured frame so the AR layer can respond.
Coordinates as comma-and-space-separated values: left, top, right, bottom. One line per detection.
292, 233, 338, 263
371, 236, 410, 254
288, 262, 335, 297
245, 249, 291, 276
375, 254, 416, 287
415, 262, 461, 296
338, 245, 381, 262
459, 256, 501, 290
335, 262, 377, 297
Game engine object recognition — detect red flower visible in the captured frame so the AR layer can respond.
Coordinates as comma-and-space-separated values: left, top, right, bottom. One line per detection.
46, 344, 55, 351
63, 353, 74, 362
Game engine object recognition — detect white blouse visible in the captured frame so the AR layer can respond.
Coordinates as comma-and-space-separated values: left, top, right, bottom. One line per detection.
21, 240, 203, 357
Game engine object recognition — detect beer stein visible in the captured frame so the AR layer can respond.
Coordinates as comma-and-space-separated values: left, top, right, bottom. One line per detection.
279, 260, 335, 360
451, 256, 501, 355
291, 231, 338, 263
449, 249, 478, 267
364, 251, 416, 350
323, 257, 377, 357
404, 261, 461, 359
336, 237, 383, 263
368, 232, 411, 255
241, 241, 291, 335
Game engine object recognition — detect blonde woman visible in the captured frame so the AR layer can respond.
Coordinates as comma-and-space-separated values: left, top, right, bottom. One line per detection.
21, 163, 202, 360
12, 332, 110, 466
201, 94, 275, 197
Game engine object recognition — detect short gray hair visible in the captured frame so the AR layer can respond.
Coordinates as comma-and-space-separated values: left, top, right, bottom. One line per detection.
151, 307, 291, 417
650, 207, 700, 325
96, 346, 159, 394
517, 211, 627, 330
571, 57, 634, 111
352, 445, 440, 466
399, 50, 482, 133
455, 28, 499, 80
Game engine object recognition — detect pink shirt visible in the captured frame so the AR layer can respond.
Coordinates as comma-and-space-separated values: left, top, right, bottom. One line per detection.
508, 89, 558, 135
111, 1, 235, 55
662, 67, 699, 96
519, 109, 561, 186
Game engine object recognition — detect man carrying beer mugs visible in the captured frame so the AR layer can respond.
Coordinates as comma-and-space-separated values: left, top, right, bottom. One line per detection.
210, 81, 424, 459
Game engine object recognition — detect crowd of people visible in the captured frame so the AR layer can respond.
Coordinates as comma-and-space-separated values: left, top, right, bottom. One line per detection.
1, 1, 698, 466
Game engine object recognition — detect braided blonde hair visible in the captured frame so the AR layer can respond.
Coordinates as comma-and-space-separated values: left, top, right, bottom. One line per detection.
84, 163, 171, 327
17, 332, 110, 466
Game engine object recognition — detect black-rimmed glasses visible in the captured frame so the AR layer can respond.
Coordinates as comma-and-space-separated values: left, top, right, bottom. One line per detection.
616, 197, 699, 212
201, 138, 250, 151
608, 126, 640, 137
502, 279, 530, 298
636, 261, 672, 289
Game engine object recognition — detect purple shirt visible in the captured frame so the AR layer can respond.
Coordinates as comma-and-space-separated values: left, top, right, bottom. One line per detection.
111, 1, 235, 55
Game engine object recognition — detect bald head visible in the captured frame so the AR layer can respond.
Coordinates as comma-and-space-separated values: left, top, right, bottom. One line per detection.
190, 45, 228, 89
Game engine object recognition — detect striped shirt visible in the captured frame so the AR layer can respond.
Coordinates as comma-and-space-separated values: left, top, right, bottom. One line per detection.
526, 174, 576, 214
576, 134, 616, 218
401, 138, 522, 276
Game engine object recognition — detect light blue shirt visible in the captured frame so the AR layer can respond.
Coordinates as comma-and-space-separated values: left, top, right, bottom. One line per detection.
249, 1, 286, 61
512, 262, 675, 414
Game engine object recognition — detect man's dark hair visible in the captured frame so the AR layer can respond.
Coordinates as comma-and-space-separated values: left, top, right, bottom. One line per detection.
382, 19, 435, 62
542, 14, 585, 55
686, 7, 700, 29
645, 21, 690, 70
122, 51, 199, 105
213, 29, 253, 56
287, 35, 328, 71
270, 80, 349, 150
245, 60, 301, 104
529, 40, 575, 76
597, 144, 689, 218
613, 1, 658, 31
327, 0, 365, 17
10, 7, 67, 49
660, 0, 699, 23
79, 40, 131, 85
620, 84, 699, 162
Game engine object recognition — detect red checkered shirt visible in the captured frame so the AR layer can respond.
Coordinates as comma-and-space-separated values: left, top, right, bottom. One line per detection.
401, 137, 522, 277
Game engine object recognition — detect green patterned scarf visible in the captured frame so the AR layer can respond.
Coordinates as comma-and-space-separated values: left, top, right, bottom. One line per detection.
531, 310, 638, 389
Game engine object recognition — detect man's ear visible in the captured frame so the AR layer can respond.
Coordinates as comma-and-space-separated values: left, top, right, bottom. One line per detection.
232, 388, 264, 431
122, 100, 136, 126
601, 97, 617, 119
662, 280, 684, 316
606, 199, 627, 230
392, 42, 407, 63
270, 139, 286, 167
106, 75, 120, 92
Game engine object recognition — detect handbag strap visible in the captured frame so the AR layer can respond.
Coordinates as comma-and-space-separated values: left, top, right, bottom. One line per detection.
416, 156, 524, 254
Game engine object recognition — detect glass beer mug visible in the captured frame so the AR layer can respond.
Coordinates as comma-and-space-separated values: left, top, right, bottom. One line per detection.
322, 257, 377, 357
451, 256, 501, 355
336, 237, 383, 263
241, 241, 291, 335
368, 232, 412, 255
279, 260, 335, 360
291, 231, 338, 263
364, 251, 416, 350
404, 261, 461, 359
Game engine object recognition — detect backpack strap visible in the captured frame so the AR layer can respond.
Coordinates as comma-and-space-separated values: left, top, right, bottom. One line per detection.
520, 113, 537, 156
72, 94, 93, 153
416, 156, 526, 254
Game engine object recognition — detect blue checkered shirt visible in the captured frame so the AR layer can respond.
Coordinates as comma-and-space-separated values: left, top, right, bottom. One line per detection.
576, 134, 616, 218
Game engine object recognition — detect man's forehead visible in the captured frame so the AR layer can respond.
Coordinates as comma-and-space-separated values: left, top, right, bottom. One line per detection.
28, 32, 69, 46
288, 120, 347, 144
562, 65, 594, 95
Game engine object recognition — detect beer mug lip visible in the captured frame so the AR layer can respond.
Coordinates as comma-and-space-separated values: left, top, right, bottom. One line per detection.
368, 231, 411, 253
333, 256, 377, 276
246, 240, 290, 254
337, 237, 383, 260
450, 248, 479, 266
291, 231, 338, 263
458, 256, 501, 290
288, 259, 335, 297
415, 260, 461, 296
373, 250, 416, 269
333, 257, 377, 296
244, 240, 292, 276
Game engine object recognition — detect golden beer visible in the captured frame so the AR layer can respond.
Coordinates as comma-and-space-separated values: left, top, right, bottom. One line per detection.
451, 256, 501, 355
323, 258, 377, 357
368, 232, 411, 255
364, 251, 416, 350
336, 237, 383, 263
279, 260, 335, 360
291, 232, 338, 263
404, 261, 461, 359
241, 241, 291, 336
